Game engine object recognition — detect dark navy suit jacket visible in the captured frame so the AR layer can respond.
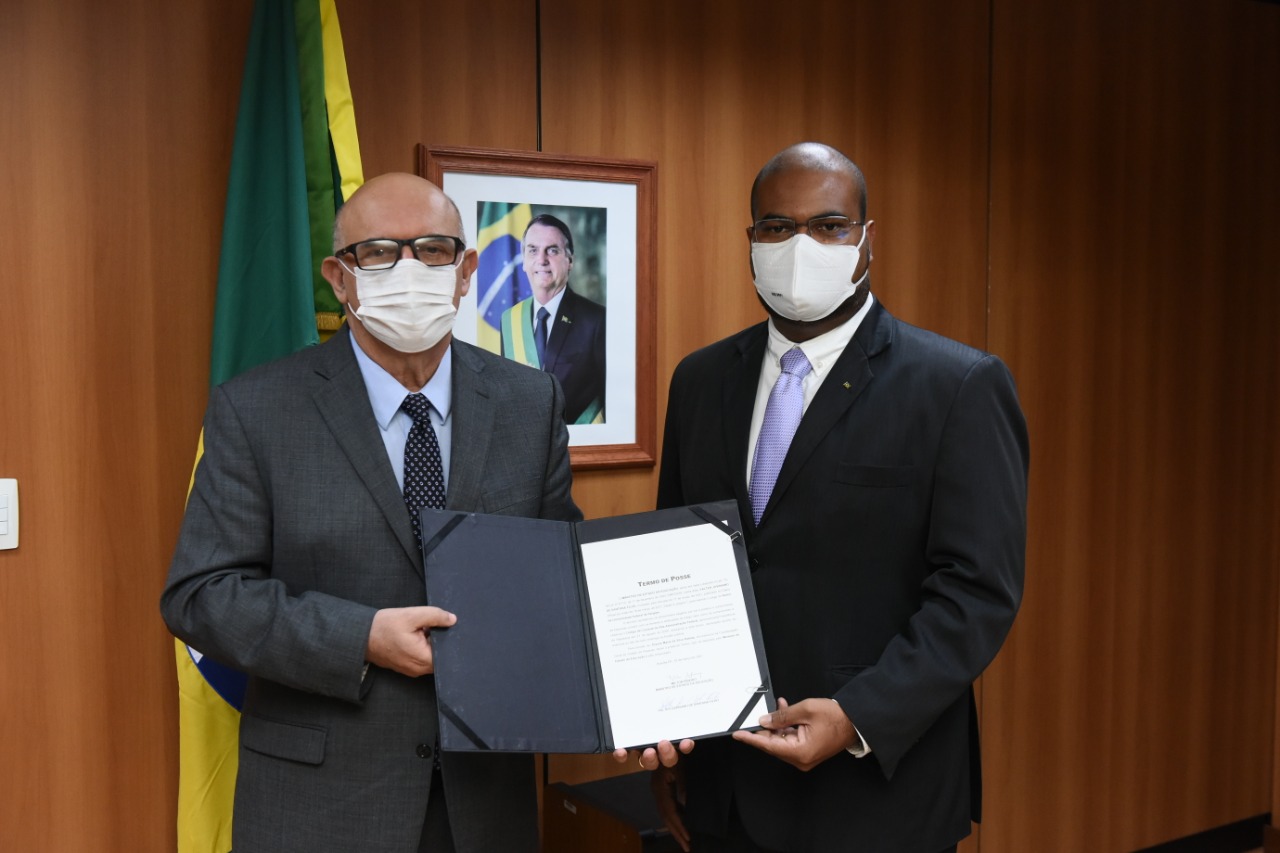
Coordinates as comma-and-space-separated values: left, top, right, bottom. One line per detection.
657, 300, 1028, 853
541, 287, 606, 424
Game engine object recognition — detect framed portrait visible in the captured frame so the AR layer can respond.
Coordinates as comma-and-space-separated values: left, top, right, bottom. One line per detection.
417, 145, 657, 471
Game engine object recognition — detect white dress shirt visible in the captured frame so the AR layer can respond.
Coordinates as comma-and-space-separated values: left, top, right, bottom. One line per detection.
745, 293, 877, 757
532, 287, 568, 347
746, 293, 875, 484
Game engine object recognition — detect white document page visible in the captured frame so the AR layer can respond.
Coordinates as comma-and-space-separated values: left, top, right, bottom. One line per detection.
580, 523, 769, 748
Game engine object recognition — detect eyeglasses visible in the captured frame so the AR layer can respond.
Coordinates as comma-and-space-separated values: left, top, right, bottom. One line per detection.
750, 216, 864, 245
337, 235, 465, 270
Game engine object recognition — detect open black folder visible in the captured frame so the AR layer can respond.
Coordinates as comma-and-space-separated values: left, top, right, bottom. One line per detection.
419, 500, 775, 753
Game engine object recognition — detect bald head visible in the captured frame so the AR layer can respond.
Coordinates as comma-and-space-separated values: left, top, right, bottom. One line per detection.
332, 172, 465, 251
750, 142, 867, 221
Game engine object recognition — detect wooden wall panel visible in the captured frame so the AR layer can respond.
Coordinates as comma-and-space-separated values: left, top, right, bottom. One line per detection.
537, 0, 994, 827
983, 1, 1280, 851
0, 2, 256, 850
2, 0, 1277, 850
539, 0, 993, 517
338, 0, 537, 173
0, 1, 535, 851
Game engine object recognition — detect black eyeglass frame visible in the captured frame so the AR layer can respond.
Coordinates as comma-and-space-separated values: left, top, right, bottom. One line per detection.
336, 235, 467, 270
748, 216, 866, 245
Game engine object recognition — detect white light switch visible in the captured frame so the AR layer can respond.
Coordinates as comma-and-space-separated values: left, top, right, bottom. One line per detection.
0, 480, 17, 550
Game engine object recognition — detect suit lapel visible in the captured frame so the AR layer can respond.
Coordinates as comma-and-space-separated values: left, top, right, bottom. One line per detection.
760, 303, 894, 526
309, 328, 422, 569
444, 341, 494, 513
724, 325, 768, 529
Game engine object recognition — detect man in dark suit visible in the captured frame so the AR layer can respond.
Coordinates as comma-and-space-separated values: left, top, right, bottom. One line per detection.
161, 173, 580, 853
500, 213, 606, 424
626, 143, 1028, 853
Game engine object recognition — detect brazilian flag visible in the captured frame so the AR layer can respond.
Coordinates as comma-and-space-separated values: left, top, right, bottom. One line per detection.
172, 1, 363, 851
474, 202, 533, 353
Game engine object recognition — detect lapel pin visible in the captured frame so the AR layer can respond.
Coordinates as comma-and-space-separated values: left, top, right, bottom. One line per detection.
843, 381, 852, 390
561, 316, 572, 324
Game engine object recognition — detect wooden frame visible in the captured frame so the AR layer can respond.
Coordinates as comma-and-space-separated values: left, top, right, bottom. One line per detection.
418, 144, 657, 470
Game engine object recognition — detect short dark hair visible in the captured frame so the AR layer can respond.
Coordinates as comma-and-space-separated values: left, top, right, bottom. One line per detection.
524, 213, 574, 255
750, 142, 868, 221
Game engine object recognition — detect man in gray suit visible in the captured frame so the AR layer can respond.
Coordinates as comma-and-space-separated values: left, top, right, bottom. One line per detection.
162, 173, 581, 853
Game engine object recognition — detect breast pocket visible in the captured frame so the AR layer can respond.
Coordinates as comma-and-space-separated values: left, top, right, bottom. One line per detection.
480, 477, 543, 515
826, 664, 870, 694
833, 463, 915, 488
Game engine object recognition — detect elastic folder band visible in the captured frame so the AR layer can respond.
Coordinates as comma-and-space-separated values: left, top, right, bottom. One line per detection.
729, 686, 770, 732
689, 506, 743, 543
438, 701, 490, 750
421, 513, 466, 557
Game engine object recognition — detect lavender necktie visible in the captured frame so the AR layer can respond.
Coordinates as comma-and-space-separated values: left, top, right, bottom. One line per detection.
402, 393, 446, 548
749, 347, 812, 524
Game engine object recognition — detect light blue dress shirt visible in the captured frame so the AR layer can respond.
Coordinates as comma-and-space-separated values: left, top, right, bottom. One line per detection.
349, 333, 453, 492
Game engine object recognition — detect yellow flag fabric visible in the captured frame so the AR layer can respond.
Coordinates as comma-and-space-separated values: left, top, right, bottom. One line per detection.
175, 2, 363, 850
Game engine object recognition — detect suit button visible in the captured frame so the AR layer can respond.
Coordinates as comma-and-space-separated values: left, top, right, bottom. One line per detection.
749, 557, 760, 571
416, 743, 433, 759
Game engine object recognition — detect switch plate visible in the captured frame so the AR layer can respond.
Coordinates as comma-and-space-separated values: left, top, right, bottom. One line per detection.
0, 480, 17, 550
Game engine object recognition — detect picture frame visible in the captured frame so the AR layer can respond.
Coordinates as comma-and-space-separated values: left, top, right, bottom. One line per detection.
418, 144, 657, 471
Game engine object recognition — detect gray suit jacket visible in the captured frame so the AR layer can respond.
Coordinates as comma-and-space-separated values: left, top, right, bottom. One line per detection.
162, 327, 581, 853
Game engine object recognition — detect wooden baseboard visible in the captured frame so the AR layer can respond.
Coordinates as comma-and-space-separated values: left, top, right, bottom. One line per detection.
1133, 814, 1267, 852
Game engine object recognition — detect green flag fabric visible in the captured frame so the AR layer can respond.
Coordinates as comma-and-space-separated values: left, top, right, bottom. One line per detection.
174, 2, 364, 851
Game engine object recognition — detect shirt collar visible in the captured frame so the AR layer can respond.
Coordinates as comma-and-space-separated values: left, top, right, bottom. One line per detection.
349, 331, 454, 427
535, 286, 568, 321
765, 291, 875, 372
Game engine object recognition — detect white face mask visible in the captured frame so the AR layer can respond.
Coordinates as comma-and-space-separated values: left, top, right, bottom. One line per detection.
345, 258, 459, 353
751, 228, 869, 322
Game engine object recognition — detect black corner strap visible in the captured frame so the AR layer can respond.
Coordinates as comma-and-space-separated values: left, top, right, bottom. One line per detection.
438, 701, 491, 751
688, 505, 744, 544
420, 513, 467, 558
728, 685, 771, 733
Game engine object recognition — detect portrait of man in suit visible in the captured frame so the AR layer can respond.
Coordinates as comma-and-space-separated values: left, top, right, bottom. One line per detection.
500, 212, 607, 425
622, 142, 1029, 853
161, 173, 581, 853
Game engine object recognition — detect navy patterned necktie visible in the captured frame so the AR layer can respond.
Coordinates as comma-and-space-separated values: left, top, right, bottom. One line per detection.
401, 393, 446, 548
748, 347, 812, 525
534, 306, 550, 365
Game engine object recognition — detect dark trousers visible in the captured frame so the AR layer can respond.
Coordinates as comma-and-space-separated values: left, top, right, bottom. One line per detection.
418, 768, 455, 853
688, 801, 958, 853
689, 836, 957, 853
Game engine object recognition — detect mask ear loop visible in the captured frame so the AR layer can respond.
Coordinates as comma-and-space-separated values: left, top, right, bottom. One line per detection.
849, 220, 872, 289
